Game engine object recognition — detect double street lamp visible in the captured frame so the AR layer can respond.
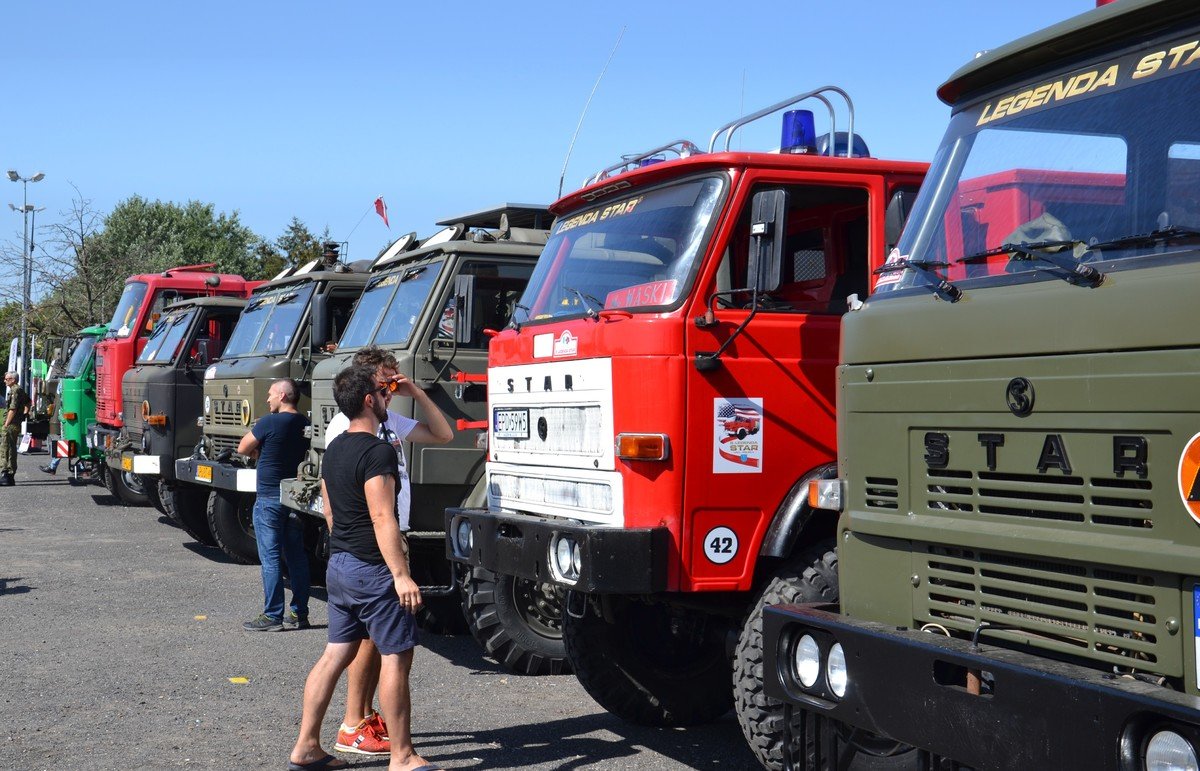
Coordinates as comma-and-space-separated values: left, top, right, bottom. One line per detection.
7, 170, 45, 394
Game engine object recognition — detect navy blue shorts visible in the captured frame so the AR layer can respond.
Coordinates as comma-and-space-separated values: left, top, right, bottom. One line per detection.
326, 551, 417, 655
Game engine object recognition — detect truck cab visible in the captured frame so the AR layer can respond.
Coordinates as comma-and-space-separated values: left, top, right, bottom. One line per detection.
279, 205, 545, 647
105, 296, 245, 531
764, 2, 1200, 769
48, 324, 108, 476
446, 89, 926, 739
88, 265, 257, 505
174, 247, 368, 563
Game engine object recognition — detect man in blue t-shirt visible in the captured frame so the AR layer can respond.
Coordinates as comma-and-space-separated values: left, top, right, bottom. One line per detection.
238, 377, 311, 632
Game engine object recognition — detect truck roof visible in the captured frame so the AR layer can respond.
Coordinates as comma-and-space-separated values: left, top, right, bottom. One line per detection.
552, 151, 929, 216
78, 323, 109, 337
435, 203, 552, 230
938, 0, 1199, 105
162, 296, 248, 313
251, 265, 371, 294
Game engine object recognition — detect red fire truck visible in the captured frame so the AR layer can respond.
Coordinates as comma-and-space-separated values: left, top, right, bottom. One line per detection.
88, 265, 258, 505
446, 88, 926, 749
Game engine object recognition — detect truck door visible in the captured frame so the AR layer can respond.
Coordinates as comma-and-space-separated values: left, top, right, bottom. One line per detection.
408, 258, 535, 529
682, 176, 879, 590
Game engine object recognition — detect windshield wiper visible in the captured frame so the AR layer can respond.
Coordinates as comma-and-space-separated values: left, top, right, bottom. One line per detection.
1087, 225, 1200, 252
873, 259, 962, 302
509, 303, 532, 331
562, 286, 605, 318
957, 240, 1103, 288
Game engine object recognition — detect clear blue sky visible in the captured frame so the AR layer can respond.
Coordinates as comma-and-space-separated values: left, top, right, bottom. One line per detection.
1, 1, 1092, 266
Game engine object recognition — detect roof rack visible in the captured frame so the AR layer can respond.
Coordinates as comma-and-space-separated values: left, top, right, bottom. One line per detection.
709, 85, 854, 154
435, 203, 552, 230
586, 140, 701, 186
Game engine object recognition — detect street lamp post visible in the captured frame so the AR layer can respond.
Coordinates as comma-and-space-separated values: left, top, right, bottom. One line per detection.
6, 170, 45, 395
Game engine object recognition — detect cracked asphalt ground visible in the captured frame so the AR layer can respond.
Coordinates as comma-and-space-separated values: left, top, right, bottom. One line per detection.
0, 457, 757, 770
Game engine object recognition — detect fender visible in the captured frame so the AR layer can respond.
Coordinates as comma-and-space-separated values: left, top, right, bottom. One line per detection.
758, 462, 837, 559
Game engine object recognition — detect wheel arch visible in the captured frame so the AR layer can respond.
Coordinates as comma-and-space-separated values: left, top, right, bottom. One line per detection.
757, 461, 838, 561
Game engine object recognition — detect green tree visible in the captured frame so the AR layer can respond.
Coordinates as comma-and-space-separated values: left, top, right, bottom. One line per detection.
274, 217, 325, 268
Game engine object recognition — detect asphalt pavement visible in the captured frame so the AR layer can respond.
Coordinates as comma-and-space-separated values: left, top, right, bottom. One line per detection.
0, 454, 758, 770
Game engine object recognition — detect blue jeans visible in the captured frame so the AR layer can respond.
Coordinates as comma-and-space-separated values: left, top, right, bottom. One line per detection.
253, 496, 310, 621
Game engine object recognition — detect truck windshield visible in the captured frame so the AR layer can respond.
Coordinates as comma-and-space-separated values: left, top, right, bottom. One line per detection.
137, 309, 197, 364
519, 176, 725, 321
108, 282, 149, 338
222, 283, 315, 357
876, 56, 1200, 297
65, 336, 97, 378
338, 259, 446, 349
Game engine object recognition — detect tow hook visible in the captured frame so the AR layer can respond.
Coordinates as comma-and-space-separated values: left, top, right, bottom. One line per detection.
565, 589, 588, 620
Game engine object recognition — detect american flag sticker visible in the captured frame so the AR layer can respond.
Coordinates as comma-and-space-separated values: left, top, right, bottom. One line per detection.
713, 397, 763, 474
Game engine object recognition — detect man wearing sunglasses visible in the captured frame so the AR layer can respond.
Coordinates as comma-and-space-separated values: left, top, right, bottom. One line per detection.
322, 346, 452, 757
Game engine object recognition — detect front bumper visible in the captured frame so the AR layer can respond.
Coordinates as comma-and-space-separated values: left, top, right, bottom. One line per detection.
763, 604, 1200, 771
86, 424, 120, 452
445, 507, 668, 594
174, 458, 256, 493
280, 476, 323, 518
110, 449, 167, 477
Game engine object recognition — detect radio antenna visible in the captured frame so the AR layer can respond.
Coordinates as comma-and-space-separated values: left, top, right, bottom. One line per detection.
557, 26, 626, 200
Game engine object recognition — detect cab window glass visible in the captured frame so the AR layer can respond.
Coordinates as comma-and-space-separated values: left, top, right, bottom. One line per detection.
715, 184, 869, 314
435, 261, 535, 349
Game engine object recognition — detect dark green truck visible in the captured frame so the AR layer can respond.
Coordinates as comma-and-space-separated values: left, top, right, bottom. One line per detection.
760, 2, 1200, 769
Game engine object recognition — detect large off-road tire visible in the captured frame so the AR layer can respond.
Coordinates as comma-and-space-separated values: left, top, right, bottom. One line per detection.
563, 593, 733, 726
169, 484, 217, 546
463, 567, 570, 675
206, 489, 259, 565
155, 479, 180, 525
733, 542, 919, 770
111, 468, 150, 507
99, 463, 115, 495
416, 593, 469, 636
144, 477, 166, 516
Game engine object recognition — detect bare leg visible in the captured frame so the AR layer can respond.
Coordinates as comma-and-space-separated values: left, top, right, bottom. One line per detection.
342, 638, 381, 728
290, 641, 360, 766
378, 648, 429, 771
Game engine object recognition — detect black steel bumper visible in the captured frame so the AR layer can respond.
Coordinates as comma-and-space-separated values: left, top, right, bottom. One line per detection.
174, 458, 255, 493
445, 507, 669, 594
280, 476, 323, 519
763, 604, 1200, 771
86, 424, 120, 453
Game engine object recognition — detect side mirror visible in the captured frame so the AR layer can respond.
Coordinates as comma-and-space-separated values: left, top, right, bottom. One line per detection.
748, 189, 787, 293
310, 295, 331, 350
885, 188, 918, 252
192, 338, 219, 368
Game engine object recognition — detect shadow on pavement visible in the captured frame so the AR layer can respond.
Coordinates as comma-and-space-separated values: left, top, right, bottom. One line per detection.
182, 541, 243, 565
0, 576, 32, 596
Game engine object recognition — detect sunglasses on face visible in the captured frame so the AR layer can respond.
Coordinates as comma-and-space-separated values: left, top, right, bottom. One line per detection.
376, 380, 399, 394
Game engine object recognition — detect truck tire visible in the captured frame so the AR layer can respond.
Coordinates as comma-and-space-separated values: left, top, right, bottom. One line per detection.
416, 593, 469, 636
111, 468, 150, 507
99, 463, 115, 495
169, 484, 217, 546
563, 594, 733, 726
145, 477, 166, 516
733, 541, 917, 770
154, 479, 180, 525
463, 567, 570, 675
206, 489, 259, 565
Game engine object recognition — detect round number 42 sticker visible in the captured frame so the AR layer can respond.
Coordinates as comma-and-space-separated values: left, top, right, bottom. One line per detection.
704, 526, 739, 564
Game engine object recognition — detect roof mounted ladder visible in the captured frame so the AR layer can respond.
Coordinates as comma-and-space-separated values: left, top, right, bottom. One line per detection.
586, 140, 701, 186
708, 85, 854, 155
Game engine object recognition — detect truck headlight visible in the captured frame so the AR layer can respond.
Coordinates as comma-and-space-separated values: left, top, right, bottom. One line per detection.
1146, 731, 1199, 771
455, 520, 473, 554
826, 642, 848, 698
550, 534, 581, 584
795, 634, 820, 688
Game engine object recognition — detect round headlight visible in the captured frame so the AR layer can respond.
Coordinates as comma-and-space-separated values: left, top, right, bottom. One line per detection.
794, 634, 820, 688
555, 538, 575, 578
826, 642, 848, 698
1146, 731, 1199, 771
456, 520, 473, 553
572, 542, 582, 576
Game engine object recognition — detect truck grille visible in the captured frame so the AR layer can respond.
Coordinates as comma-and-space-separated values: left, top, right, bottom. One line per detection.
491, 405, 605, 456
209, 398, 247, 427
209, 435, 240, 455
122, 399, 143, 444
919, 543, 1172, 673
926, 468, 1153, 529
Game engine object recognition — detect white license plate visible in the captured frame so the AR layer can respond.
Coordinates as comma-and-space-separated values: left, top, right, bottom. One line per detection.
493, 408, 529, 440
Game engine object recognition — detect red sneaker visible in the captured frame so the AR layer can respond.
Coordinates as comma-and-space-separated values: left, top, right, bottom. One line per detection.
334, 716, 390, 756
363, 710, 389, 740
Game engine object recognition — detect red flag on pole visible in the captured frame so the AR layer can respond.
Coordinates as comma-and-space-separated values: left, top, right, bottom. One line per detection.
374, 196, 390, 228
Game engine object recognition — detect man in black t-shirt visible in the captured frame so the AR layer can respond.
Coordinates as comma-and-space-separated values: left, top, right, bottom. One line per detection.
288, 365, 436, 771
237, 378, 311, 632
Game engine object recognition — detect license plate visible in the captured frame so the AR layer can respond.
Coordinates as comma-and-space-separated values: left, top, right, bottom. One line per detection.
121, 456, 132, 471
493, 408, 529, 440
195, 464, 213, 483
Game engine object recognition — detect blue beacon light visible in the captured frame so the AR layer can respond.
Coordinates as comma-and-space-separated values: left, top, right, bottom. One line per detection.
639, 156, 665, 167
781, 109, 817, 154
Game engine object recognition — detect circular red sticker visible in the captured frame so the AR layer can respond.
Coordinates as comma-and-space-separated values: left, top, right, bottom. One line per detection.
1176, 431, 1200, 526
